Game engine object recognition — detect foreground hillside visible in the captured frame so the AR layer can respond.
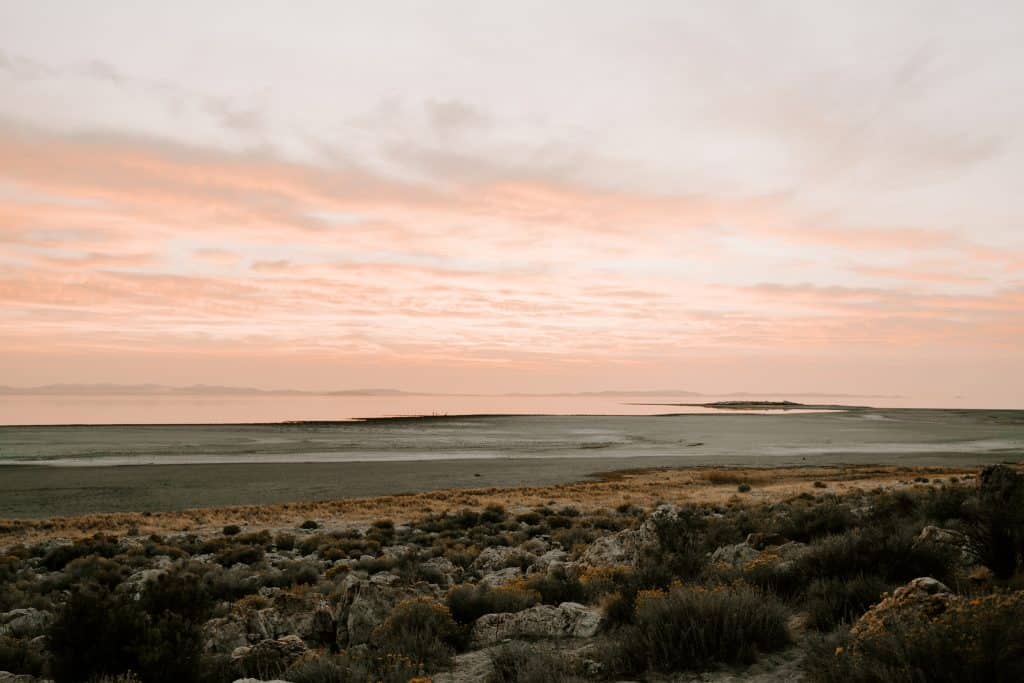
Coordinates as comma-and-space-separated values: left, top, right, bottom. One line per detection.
2, 463, 1023, 682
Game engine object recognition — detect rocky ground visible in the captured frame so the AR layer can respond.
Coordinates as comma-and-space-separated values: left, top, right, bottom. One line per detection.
2, 463, 1022, 682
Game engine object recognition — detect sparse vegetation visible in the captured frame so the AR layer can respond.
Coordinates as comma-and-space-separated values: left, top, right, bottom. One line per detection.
605, 583, 791, 674
1, 464, 1021, 682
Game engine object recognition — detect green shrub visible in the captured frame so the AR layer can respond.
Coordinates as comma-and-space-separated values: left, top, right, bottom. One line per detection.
446, 583, 540, 624
41, 535, 119, 571
800, 525, 954, 587
274, 532, 296, 551
522, 566, 585, 605
373, 597, 458, 672
804, 575, 889, 631
49, 586, 148, 682
771, 499, 856, 542
481, 505, 507, 523
488, 641, 581, 682
0, 635, 46, 677
49, 580, 208, 683
515, 512, 542, 525
605, 583, 791, 674
215, 544, 264, 567
284, 650, 425, 683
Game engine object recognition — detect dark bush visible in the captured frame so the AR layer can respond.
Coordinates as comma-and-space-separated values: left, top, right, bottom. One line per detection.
523, 566, 585, 605
222, 525, 242, 536
274, 532, 296, 551
0, 636, 46, 677
446, 583, 540, 624
803, 591, 1024, 683
804, 575, 889, 631
515, 512, 542, 525
488, 641, 580, 682
49, 578, 209, 683
373, 597, 458, 672
771, 499, 856, 542
481, 505, 507, 524
605, 583, 791, 674
800, 525, 954, 587
964, 468, 1024, 579
41, 534, 119, 571
299, 520, 319, 530
215, 544, 264, 567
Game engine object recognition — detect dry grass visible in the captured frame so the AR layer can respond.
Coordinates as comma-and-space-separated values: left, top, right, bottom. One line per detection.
0, 464, 987, 549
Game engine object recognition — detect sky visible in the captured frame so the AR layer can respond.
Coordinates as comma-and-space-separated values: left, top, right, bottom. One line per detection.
0, 1, 1022, 405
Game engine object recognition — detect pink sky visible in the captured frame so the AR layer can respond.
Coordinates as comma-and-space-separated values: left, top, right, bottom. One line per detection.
1, 3, 1022, 406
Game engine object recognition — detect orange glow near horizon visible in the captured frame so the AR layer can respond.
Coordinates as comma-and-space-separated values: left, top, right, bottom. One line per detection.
1, 4, 1022, 406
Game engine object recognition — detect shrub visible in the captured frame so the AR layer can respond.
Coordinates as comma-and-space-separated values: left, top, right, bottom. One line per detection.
41, 534, 119, 571
814, 481, 828, 489
215, 544, 264, 567
515, 512, 542, 525
488, 641, 580, 682
299, 520, 320, 530
605, 583, 791, 674
640, 506, 711, 583
580, 565, 633, 602
964, 474, 1024, 579
0, 635, 46, 677
284, 650, 425, 683
274, 532, 296, 551
446, 583, 540, 624
771, 499, 856, 542
481, 504, 507, 523
222, 525, 242, 536
49, 586, 148, 682
49, 580, 208, 683
804, 575, 889, 631
923, 485, 971, 524
800, 526, 954, 587
803, 591, 1024, 683
522, 566, 585, 605
373, 597, 458, 672
738, 483, 752, 493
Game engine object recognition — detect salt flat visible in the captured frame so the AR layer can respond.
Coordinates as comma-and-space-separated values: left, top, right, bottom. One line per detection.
0, 409, 1021, 517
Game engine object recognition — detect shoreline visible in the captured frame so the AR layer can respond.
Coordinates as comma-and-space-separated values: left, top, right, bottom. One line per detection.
1, 451, 1021, 522
0, 462, 1002, 549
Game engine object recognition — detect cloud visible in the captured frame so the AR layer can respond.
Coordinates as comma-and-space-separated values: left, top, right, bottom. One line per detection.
0, 120, 1021, 374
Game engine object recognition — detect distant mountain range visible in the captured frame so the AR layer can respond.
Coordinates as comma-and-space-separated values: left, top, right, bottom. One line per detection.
0, 384, 901, 399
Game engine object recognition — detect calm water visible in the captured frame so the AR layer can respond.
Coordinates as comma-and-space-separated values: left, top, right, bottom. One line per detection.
0, 392, 971, 426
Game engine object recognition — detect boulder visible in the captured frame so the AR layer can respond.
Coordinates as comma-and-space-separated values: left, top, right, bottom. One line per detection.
979, 464, 1024, 504
745, 532, 788, 550
419, 556, 462, 587
0, 674, 44, 683
573, 504, 682, 572
336, 573, 439, 646
431, 648, 495, 683
0, 609, 52, 639
479, 567, 523, 588
472, 546, 531, 572
231, 634, 307, 674
529, 549, 569, 574
710, 543, 761, 569
203, 616, 249, 653
915, 526, 977, 567
850, 577, 953, 641
755, 541, 811, 573
470, 602, 601, 648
